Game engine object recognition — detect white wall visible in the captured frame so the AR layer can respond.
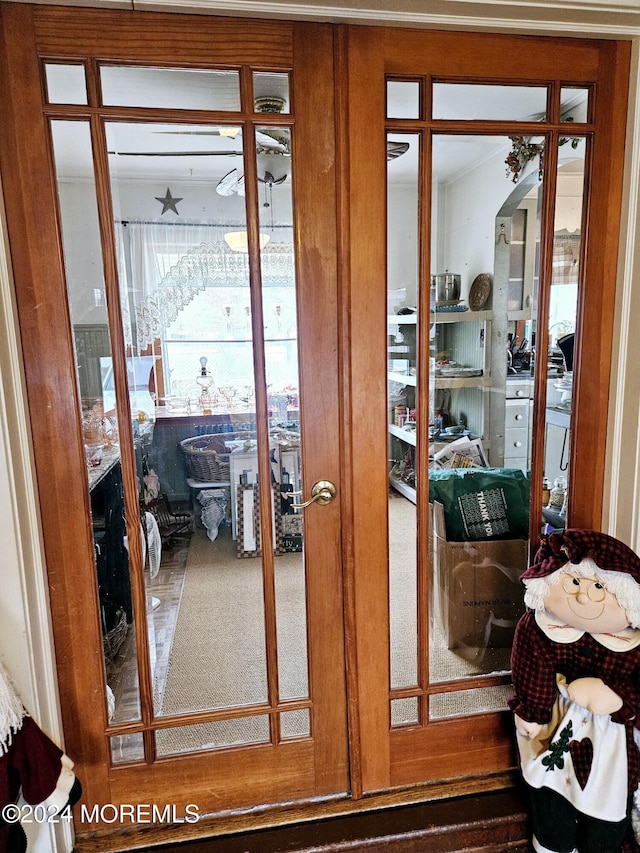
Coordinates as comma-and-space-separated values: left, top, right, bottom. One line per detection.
388, 146, 522, 306
57, 180, 107, 324
437, 145, 525, 301
60, 176, 294, 316
604, 39, 640, 550
387, 183, 419, 305
0, 186, 74, 851
110, 179, 254, 223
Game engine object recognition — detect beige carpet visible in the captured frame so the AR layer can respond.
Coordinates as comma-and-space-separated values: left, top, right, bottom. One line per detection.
388, 495, 513, 723
157, 530, 308, 754
157, 497, 514, 753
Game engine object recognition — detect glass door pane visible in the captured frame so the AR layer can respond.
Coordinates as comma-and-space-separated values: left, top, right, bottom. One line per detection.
50, 120, 143, 736
105, 114, 309, 746
428, 132, 539, 711
256, 125, 310, 717
543, 138, 586, 526
386, 82, 559, 723
387, 132, 420, 725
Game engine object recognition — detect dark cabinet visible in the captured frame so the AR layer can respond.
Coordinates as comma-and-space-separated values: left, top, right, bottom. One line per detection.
90, 460, 132, 624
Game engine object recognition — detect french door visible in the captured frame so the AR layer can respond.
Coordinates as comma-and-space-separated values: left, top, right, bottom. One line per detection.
0, 3, 631, 845
0, 4, 349, 826
344, 26, 630, 792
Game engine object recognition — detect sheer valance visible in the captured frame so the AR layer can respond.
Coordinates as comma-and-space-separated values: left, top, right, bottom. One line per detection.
116, 220, 294, 351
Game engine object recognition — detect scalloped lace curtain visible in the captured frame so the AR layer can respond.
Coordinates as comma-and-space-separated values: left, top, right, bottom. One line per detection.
118, 220, 294, 352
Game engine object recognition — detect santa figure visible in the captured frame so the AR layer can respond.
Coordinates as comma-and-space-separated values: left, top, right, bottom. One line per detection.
0, 664, 81, 852
510, 529, 640, 853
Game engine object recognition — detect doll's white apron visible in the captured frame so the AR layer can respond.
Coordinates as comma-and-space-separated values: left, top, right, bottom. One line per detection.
515, 613, 640, 823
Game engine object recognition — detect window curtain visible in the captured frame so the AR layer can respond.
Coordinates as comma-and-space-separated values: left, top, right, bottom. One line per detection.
118, 220, 294, 352
115, 221, 133, 351
552, 230, 580, 285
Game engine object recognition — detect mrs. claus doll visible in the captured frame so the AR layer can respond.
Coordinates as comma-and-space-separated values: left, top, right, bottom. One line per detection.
509, 529, 640, 853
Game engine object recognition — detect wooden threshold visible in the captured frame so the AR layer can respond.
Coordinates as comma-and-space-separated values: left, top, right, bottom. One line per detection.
74, 785, 527, 853
154, 790, 530, 852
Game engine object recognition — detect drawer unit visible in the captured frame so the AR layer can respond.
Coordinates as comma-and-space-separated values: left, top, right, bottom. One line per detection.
506, 380, 532, 400
505, 399, 530, 429
504, 429, 529, 471
504, 383, 533, 470
504, 426, 530, 462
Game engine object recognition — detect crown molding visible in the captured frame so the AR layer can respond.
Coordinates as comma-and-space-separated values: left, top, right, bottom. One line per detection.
5, 0, 639, 37
133, 0, 640, 37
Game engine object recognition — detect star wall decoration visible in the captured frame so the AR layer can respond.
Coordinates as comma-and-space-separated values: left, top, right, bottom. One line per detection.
155, 188, 183, 215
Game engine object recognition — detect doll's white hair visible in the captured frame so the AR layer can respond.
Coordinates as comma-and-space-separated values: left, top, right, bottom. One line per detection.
523, 557, 640, 629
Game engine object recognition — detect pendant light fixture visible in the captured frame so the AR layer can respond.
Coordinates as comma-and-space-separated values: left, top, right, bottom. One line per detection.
224, 231, 271, 253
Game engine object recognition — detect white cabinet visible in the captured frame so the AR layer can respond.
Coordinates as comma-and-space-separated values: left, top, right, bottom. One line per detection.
503, 380, 534, 470
504, 378, 533, 471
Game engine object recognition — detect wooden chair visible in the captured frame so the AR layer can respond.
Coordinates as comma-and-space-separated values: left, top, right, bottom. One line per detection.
145, 494, 192, 547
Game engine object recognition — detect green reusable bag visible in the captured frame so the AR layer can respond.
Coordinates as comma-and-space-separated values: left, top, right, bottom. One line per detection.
429, 467, 530, 541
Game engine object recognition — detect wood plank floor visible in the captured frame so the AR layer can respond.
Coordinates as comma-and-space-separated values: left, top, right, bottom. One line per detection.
107, 534, 190, 725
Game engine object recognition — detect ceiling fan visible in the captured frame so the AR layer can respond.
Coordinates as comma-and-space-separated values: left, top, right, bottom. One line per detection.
107, 91, 410, 197
213, 138, 409, 197
108, 127, 288, 158
215, 164, 288, 198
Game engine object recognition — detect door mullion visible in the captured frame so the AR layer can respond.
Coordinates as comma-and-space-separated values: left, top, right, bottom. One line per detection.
241, 76, 281, 720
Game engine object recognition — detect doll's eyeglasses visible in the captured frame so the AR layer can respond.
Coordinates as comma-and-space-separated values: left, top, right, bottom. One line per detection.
561, 576, 607, 602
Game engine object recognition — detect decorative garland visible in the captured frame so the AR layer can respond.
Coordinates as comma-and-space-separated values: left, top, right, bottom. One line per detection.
505, 136, 545, 183
505, 124, 581, 183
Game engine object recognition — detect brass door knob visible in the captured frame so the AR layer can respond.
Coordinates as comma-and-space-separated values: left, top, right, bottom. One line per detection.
290, 480, 336, 509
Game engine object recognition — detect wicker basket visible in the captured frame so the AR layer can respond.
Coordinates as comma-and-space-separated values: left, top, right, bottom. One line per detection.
180, 436, 231, 482
103, 607, 128, 665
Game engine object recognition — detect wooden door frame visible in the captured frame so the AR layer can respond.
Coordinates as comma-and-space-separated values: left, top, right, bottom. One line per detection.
0, 2, 632, 845
343, 24, 631, 794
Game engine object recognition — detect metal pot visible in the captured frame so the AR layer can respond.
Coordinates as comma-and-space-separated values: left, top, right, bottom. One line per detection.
435, 272, 461, 303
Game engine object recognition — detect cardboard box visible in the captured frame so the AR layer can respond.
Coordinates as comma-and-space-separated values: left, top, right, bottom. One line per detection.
431, 501, 527, 650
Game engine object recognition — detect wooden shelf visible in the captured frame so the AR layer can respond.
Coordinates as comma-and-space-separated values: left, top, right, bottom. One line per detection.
387, 314, 418, 325
388, 310, 493, 325
430, 310, 493, 324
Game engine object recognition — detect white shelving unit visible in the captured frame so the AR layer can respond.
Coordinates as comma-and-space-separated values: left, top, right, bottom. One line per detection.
387, 308, 495, 502
388, 423, 417, 446
429, 309, 493, 324
388, 370, 417, 386
434, 375, 492, 390
388, 470, 417, 502
387, 314, 419, 503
